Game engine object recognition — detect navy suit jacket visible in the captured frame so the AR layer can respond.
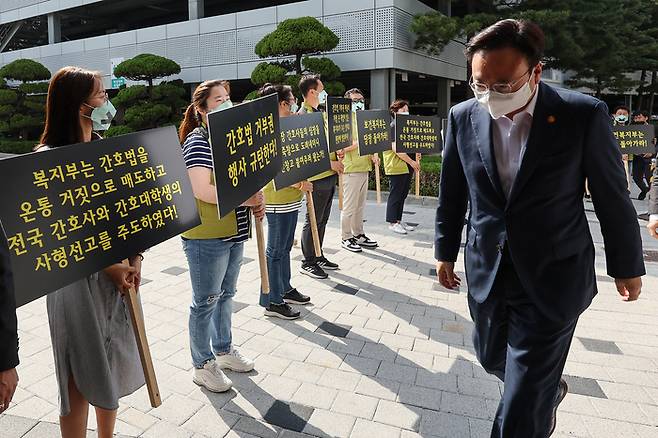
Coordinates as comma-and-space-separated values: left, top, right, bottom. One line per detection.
435, 82, 645, 322
0, 227, 19, 371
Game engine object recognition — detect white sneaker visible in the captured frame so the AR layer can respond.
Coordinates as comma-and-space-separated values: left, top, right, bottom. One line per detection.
402, 222, 416, 231
193, 359, 233, 392
389, 223, 407, 234
215, 347, 255, 372
341, 238, 363, 252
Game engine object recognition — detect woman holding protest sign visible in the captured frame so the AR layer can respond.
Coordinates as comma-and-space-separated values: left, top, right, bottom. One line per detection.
257, 83, 312, 320
38, 66, 145, 438
178, 80, 264, 393
384, 99, 420, 235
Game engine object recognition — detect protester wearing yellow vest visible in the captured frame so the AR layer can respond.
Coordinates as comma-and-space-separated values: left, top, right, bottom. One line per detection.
340, 88, 380, 252
296, 75, 344, 279
385, 99, 420, 235
257, 83, 312, 320
178, 80, 265, 393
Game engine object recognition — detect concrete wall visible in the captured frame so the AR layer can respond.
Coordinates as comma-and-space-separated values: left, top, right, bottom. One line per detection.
1, 0, 104, 21
0, 0, 467, 88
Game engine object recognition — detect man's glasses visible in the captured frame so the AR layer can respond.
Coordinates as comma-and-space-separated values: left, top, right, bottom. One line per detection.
469, 69, 533, 94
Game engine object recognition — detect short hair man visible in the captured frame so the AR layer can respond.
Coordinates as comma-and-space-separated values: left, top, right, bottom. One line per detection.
297, 74, 343, 279
435, 19, 644, 437
339, 88, 379, 253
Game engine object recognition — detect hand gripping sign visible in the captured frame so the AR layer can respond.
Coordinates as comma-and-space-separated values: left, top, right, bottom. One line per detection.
206, 94, 283, 294
0, 125, 202, 407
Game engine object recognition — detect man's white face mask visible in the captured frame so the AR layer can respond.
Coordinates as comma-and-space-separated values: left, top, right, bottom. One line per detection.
474, 78, 535, 119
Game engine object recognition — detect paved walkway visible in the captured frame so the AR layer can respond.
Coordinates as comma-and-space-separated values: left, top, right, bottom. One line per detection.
2, 193, 658, 438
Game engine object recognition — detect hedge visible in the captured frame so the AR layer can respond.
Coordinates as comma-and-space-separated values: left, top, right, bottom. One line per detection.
0, 139, 37, 154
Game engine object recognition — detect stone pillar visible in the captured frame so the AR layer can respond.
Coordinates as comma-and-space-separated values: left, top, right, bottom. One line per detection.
389, 69, 397, 104
189, 0, 204, 20
48, 13, 61, 44
370, 69, 395, 110
437, 77, 450, 118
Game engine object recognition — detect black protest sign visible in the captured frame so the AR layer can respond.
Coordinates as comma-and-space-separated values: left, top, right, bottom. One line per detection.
0, 126, 200, 307
612, 125, 656, 155
274, 113, 331, 189
207, 94, 282, 218
327, 97, 352, 152
395, 114, 442, 154
356, 110, 392, 155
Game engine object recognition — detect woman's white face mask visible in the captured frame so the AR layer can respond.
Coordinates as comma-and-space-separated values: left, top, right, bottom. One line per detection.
82, 99, 116, 131
474, 78, 535, 119
211, 100, 232, 113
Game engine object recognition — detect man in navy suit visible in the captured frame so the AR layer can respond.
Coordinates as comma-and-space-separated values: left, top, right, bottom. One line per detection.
0, 226, 19, 414
434, 19, 645, 437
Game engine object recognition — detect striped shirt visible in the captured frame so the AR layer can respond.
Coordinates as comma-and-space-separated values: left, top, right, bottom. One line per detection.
265, 200, 303, 214
182, 128, 251, 243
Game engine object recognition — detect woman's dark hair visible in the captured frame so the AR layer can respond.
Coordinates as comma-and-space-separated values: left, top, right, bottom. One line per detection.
389, 99, 409, 115
179, 79, 225, 143
465, 19, 545, 67
39, 66, 100, 148
299, 74, 321, 98
258, 83, 294, 103
614, 105, 630, 114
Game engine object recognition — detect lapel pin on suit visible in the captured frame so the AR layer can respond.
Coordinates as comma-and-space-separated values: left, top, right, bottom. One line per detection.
547, 115, 556, 124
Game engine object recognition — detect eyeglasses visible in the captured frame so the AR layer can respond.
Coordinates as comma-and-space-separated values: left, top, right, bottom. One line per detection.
351, 99, 365, 104
469, 69, 533, 94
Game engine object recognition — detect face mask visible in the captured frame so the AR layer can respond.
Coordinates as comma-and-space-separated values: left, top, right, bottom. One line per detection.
614, 114, 628, 124
213, 100, 233, 112
317, 90, 328, 105
475, 79, 535, 119
83, 99, 116, 131
398, 111, 409, 115
352, 101, 365, 112
289, 103, 299, 113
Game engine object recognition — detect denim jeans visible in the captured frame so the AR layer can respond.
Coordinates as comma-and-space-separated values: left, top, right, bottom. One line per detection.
182, 238, 244, 368
260, 210, 298, 307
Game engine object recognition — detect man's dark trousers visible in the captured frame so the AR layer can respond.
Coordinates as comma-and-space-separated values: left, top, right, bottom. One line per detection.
469, 247, 577, 437
632, 155, 652, 195
301, 174, 337, 264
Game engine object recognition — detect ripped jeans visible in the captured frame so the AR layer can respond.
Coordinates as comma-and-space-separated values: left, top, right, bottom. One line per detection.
182, 238, 244, 368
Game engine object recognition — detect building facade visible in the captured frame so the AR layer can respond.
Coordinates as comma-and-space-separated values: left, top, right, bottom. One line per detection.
0, 0, 467, 117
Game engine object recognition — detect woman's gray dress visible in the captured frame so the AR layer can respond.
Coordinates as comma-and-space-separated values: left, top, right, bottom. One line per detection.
46, 270, 145, 415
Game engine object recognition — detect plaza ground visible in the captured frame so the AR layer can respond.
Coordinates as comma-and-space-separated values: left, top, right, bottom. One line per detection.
2, 191, 658, 438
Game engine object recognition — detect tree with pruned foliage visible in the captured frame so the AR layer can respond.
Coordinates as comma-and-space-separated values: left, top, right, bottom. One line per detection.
0, 58, 50, 140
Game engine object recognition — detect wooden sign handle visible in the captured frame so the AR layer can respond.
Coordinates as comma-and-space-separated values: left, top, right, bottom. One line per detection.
253, 213, 270, 294
338, 151, 344, 210
338, 174, 344, 211
415, 153, 421, 197
374, 156, 381, 204
306, 189, 322, 257
121, 259, 161, 408
623, 157, 631, 190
